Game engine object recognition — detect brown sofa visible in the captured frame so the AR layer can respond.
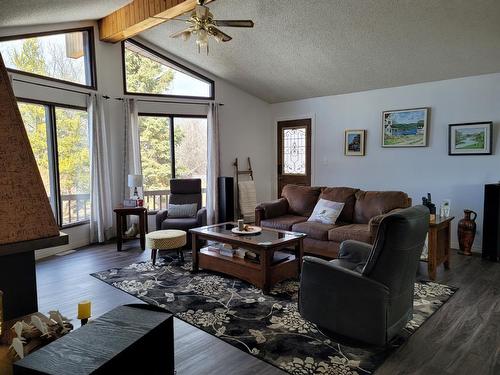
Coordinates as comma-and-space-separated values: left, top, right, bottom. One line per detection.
255, 185, 412, 258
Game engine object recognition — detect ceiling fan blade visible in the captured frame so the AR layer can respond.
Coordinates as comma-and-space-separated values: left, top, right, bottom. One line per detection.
208, 27, 232, 42
170, 28, 193, 41
212, 20, 254, 28
195, 4, 210, 19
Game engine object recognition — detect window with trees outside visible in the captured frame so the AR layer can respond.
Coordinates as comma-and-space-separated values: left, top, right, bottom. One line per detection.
139, 115, 207, 211
123, 39, 214, 99
0, 28, 96, 88
19, 101, 90, 227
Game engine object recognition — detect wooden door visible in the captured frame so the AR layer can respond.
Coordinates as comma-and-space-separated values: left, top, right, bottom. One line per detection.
277, 119, 312, 197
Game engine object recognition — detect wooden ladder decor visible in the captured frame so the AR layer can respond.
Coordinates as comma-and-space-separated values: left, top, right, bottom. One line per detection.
233, 157, 254, 219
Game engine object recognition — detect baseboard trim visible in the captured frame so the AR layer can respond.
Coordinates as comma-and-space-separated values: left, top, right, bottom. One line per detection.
35, 239, 90, 260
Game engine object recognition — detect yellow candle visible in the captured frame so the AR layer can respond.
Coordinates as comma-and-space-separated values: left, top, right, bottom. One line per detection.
77, 300, 91, 320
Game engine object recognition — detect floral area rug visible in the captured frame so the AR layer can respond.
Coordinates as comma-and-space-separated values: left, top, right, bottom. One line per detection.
91, 253, 456, 375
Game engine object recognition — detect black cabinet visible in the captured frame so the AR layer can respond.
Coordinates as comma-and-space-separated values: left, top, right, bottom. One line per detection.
482, 183, 500, 261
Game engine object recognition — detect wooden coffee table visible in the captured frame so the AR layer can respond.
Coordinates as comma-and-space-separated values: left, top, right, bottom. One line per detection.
190, 223, 306, 294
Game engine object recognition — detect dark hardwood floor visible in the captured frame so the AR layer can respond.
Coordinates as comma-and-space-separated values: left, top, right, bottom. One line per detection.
36, 242, 500, 375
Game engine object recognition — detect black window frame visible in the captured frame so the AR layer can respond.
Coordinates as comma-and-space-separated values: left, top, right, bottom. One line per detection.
17, 97, 91, 229
122, 39, 215, 100
0, 27, 98, 90
138, 113, 208, 184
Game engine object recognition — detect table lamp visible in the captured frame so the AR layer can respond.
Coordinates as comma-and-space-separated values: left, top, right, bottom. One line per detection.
128, 174, 143, 199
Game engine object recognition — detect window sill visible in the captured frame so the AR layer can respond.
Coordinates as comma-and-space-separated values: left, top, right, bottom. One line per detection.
60, 220, 90, 230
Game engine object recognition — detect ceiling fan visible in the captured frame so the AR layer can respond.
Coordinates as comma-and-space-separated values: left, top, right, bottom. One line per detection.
158, 0, 254, 54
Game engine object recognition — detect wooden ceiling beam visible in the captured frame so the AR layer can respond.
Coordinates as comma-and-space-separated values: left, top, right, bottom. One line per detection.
98, 0, 213, 43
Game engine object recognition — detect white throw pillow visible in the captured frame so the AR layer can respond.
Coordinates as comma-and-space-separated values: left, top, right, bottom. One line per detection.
308, 199, 345, 225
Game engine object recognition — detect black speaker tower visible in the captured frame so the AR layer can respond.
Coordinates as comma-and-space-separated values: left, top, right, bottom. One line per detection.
482, 183, 500, 261
218, 177, 235, 223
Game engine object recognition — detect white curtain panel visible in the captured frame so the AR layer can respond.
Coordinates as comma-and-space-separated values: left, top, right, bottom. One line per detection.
206, 103, 221, 225
88, 94, 114, 243
123, 98, 142, 200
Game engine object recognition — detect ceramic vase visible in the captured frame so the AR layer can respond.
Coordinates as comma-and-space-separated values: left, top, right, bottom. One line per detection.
458, 209, 477, 256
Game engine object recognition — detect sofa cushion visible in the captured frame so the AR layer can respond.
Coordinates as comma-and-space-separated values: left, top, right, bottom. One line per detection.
328, 224, 372, 244
281, 185, 321, 217
261, 215, 308, 231
353, 191, 411, 224
320, 187, 359, 223
292, 221, 340, 241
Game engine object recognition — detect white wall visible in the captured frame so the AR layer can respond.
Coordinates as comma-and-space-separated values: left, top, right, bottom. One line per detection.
272, 73, 500, 251
1, 22, 273, 258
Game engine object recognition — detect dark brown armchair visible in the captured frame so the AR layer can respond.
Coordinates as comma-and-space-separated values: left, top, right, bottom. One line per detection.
156, 179, 207, 247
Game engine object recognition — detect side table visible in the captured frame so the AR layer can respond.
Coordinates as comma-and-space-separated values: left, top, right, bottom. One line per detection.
425, 216, 454, 281
114, 206, 148, 251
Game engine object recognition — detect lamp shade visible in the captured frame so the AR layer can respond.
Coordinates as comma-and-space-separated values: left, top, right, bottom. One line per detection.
128, 174, 143, 188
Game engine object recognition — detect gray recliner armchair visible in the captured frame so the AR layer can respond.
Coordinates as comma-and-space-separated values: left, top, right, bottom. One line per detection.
299, 205, 429, 346
156, 178, 207, 248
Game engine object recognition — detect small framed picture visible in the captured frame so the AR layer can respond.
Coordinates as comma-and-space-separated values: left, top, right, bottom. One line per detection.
382, 107, 429, 147
344, 129, 366, 156
449, 122, 493, 155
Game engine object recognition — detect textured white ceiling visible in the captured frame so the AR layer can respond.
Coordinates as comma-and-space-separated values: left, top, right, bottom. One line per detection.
139, 0, 500, 103
0, 0, 131, 27
1, 0, 499, 103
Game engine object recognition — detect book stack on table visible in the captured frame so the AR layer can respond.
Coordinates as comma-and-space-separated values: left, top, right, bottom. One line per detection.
205, 243, 246, 258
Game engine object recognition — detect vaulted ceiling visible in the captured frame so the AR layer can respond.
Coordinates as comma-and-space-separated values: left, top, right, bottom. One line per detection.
1, 0, 500, 103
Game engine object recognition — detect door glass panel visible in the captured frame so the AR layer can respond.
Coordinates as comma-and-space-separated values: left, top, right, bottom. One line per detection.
174, 117, 208, 204
55, 107, 90, 225
139, 116, 172, 209
283, 127, 306, 175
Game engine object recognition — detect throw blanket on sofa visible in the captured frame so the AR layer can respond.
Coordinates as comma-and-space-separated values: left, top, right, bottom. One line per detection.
238, 180, 257, 223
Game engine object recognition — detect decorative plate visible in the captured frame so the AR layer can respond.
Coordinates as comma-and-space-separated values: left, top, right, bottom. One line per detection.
231, 226, 262, 235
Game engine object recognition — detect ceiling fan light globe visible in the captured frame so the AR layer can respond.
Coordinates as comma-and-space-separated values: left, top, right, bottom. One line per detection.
196, 39, 208, 47
196, 33, 208, 48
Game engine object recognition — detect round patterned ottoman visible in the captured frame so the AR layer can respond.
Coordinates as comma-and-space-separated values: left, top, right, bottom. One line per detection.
146, 229, 187, 265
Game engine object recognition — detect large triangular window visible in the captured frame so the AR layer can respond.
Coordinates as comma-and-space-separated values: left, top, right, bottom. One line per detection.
123, 39, 214, 99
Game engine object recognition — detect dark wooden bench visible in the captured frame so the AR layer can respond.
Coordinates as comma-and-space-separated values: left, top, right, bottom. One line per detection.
13, 304, 174, 375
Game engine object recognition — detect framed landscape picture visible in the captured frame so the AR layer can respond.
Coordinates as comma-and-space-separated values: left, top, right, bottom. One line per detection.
344, 129, 366, 156
449, 122, 492, 155
382, 107, 429, 147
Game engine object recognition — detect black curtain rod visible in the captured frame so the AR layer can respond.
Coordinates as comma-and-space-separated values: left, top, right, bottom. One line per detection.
115, 97, 224, 106
12, 78, 223, 105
